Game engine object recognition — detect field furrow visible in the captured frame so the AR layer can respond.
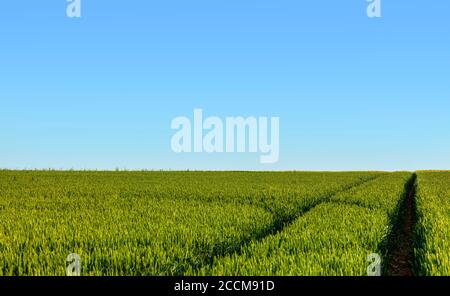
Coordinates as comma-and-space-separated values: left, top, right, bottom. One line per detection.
196, 173, 411, 276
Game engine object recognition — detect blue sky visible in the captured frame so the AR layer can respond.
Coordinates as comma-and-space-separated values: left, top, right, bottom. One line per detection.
0, 0, 449, 171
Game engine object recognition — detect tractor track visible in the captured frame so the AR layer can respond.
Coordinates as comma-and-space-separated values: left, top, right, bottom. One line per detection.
185, 174, 383, 274
387, 173, 416, 276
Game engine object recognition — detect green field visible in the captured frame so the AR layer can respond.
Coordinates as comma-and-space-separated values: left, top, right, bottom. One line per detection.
0, 170, 448, 276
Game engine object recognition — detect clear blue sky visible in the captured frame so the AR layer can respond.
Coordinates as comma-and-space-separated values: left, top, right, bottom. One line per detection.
0, 0, 449, 171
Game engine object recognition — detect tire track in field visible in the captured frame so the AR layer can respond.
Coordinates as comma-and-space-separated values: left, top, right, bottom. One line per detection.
385, 173, 417, 276
320, 173, 417, 276
184, 174, 384, 274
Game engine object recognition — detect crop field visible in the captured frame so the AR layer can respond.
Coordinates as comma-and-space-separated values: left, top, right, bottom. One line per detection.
0, 170, 449, 276
414, 172, 450, 275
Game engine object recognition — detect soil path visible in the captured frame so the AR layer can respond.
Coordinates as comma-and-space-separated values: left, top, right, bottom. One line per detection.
388, 174, 416, 276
